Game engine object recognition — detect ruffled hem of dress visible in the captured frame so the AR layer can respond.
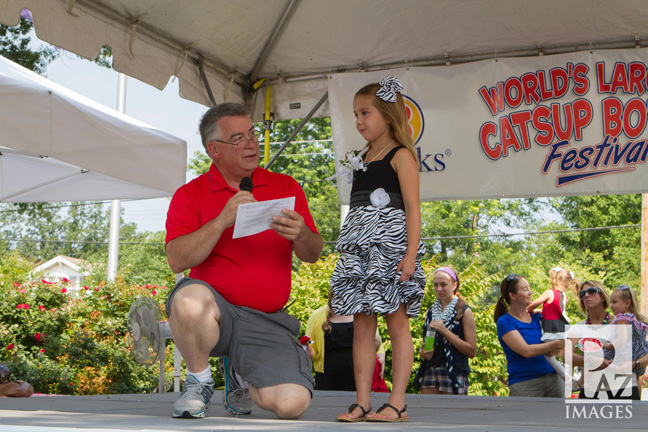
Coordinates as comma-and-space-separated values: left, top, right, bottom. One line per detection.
330, 271, 426, 318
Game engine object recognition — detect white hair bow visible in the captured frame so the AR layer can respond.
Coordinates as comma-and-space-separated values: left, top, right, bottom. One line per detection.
376, 76, 403, 103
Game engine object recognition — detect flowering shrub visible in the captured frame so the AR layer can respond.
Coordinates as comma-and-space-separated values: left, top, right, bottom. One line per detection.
0, 263, 173, 395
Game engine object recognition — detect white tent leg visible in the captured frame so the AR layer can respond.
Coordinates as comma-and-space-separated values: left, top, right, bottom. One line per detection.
196, 55, 217, 107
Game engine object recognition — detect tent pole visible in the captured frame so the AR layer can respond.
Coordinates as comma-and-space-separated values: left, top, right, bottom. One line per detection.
264, 91, 328, 170
197, 55, 217, 107
107, 73, 127, 282
249, 0, 302, 83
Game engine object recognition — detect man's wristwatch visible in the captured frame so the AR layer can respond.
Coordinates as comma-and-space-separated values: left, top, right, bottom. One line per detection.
634, 360, 641, 370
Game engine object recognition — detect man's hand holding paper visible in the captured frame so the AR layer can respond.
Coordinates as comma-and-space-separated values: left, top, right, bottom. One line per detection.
271, 208, 310, 242
232, 196, 296, 239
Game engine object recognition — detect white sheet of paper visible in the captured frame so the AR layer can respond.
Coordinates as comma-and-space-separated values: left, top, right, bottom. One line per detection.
232, 196, 296, 239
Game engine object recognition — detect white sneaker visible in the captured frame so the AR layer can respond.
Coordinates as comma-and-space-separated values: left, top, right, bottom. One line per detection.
172, 375, 214, 418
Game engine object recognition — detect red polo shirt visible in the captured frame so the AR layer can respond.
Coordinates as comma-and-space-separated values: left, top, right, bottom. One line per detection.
165, 164, 318, 312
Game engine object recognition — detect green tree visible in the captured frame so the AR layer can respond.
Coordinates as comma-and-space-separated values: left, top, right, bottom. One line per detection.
550, 194, 641, 289
112, 229, 176, 288
0, 15, 57, 74
421, 198, 541, 274
0, 202, 111, 263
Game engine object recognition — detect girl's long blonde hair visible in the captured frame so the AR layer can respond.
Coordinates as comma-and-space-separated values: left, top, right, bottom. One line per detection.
355, 83, 419, 163
613, 285, 647, 322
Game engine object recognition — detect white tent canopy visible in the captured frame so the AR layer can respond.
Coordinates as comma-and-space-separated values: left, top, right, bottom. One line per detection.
0, 54, 186, 202
3, 0, 648, 120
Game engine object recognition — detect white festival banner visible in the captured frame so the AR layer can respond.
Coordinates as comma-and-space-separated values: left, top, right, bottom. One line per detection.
328, 48, 648, 204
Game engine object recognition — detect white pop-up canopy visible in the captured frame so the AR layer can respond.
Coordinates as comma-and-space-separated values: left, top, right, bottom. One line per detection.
0, 54, 187, 202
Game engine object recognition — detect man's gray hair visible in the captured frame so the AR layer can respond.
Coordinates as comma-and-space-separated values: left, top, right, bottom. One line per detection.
199, 103, 250, 150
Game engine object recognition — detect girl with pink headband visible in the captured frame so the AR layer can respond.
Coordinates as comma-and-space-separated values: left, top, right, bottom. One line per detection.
414, 266, 476, 395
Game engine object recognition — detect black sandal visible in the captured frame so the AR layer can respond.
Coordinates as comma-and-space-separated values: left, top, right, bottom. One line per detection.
336, 403, 372, 422
366, 403, 409, 422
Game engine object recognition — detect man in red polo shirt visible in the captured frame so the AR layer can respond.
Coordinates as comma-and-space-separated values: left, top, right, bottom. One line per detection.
165, 103, 323, 419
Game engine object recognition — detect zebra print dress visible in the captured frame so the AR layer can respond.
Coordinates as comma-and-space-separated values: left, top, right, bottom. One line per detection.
330, 147, 426, 318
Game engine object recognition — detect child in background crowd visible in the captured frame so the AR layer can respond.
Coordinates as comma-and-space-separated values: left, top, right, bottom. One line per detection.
415, 267, 476, 395
527, 268, 576, 379
605, 284, 648, 400
304, 292, 387, 392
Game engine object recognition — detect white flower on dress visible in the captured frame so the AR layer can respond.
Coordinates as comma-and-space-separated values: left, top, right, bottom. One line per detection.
347, 151, 365, 171
370, 188, 390, 208
335, 148, 368, 184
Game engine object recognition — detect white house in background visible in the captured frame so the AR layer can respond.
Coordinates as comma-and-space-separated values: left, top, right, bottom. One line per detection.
32, 256, 91, 289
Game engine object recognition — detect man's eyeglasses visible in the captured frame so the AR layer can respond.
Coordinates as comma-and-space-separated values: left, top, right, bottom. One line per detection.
578, 286, 600, 298
213, 131, 259, 149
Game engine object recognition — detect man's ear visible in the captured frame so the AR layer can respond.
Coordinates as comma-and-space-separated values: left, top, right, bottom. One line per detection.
206, 141, 219, 159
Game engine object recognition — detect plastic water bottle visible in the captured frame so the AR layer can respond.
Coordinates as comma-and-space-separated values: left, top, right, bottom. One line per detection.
423, 327, 436, 351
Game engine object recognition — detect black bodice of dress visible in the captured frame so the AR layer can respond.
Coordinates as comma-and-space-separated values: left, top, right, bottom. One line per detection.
350, 146, 405, 209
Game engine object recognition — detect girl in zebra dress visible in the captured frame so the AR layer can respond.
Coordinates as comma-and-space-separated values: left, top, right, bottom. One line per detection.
416, 267, 476, 395
333, 77, 426, 423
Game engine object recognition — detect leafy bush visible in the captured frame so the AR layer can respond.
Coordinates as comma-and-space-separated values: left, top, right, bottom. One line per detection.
0, 271, 170, 395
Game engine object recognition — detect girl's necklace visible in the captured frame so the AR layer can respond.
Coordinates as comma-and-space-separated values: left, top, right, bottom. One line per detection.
365, 141, 394, 164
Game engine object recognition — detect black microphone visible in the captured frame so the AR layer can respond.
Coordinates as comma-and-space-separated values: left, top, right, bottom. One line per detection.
239, 177, 253, 192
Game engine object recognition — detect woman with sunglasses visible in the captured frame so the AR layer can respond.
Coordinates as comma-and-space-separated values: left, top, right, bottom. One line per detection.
577, 281, 612, 326
574, 282, 648, 399
570, 280, 614, 398
494, 274, 564, 397
571, 280, 613, 373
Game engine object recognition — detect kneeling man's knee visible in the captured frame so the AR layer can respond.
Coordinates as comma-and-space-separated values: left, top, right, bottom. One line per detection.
252, 383, 311, 419
170, 284, 219, 320
274, 390, 310, 419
